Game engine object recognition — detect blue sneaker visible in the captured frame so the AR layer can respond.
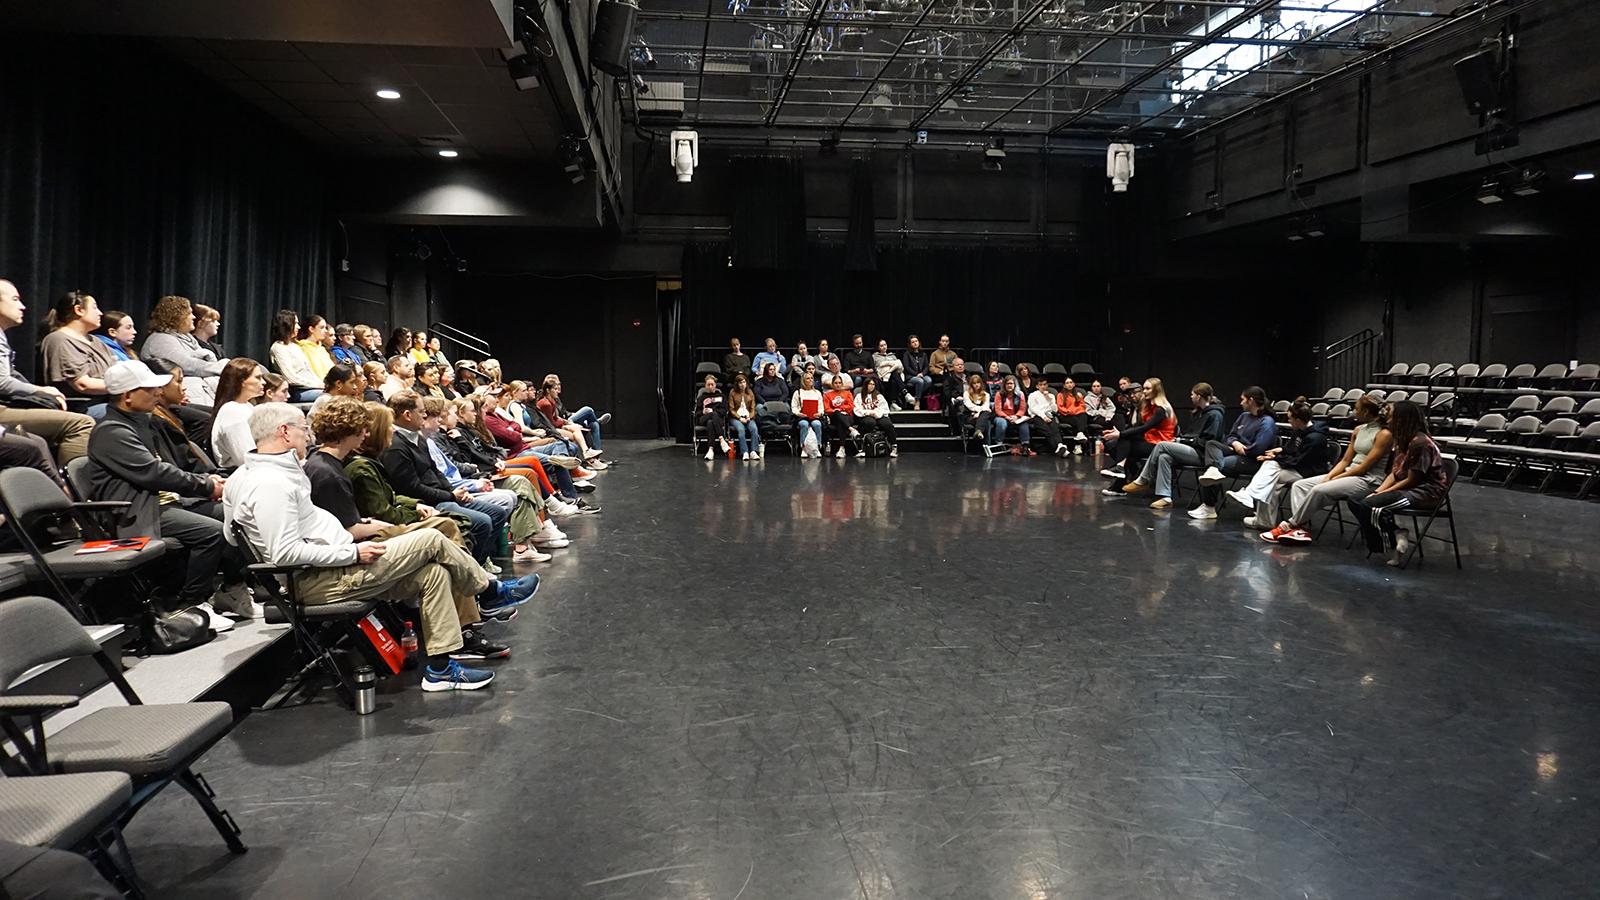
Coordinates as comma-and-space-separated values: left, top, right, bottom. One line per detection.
479, 574, 539, 612
503, 573, 541, 602
422, 659, 496, 692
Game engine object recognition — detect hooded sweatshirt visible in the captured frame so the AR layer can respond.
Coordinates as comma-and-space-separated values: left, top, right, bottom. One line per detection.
223, 449, 358, 568
1277, 421, 1333, 476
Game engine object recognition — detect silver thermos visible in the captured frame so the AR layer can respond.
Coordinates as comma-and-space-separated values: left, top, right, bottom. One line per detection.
354, 665, 376, 715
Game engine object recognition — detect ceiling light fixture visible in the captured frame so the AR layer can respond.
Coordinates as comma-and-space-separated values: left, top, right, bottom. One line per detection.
437, 149, 459, 158
375, 88, 402, 100
1572, 171, 1595, 181
1475, 178, 1506, 204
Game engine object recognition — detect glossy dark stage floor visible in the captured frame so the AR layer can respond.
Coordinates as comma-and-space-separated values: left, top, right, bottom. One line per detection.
128, 440, 1600, 899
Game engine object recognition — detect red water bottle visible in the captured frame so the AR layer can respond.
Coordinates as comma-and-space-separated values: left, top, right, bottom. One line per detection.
400, 620, 419, 669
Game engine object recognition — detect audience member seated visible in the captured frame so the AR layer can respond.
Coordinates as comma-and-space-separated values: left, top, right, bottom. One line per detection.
415, 362, 447, 399
842, 334, 875, 388
790, 372, 825, 458
787, 341, 812, 388
823, 373, 857, 458
722, 338, 751, 379
992, 374, 1030, 453
695, 373, 729, 460
193, 303, 226, 360
141, 295, 226, 407
1014, 364, 1040, 397
386, 327, 412, 359
350, 324, 379, 364
752, 337, 786, 378
726, 373, 761, 460
1346, 400, 1447, 566
269, 310, 323, 402
419, 397, 547, 563
983, 361, 1004, 396
151, 360, 217, 459
960, 372, 995, 447
381, 354, 415, 400
1263, 394, 1394, 544
225, 402, 538, 690
823, 356, 853, 391
536, 373, 608, 455
1224, 400, 1332, 528
1083, 380, 1116, 440
1191, 385, 1276, 520
437, 398, 568, 551
814, 338, 839, 373
929, 335, 957, 385
85, 361, 251, 627
1111, 376, 1138, 428
361, 361, 387, 402
1118, 382, 1225, 509
872, 339, 909, 409
754, 362, 789, 404
1098, 378, 1175, 490
438, 363, 460, 399
297, 315, 336, 381
39, 290, 115, 417
309, 362, 366, 421
1055, 378, 1090, 455
262, 372, 291, 404
427, 334, 449, 367
518, 382, 603, 466
854, 376, 898, 457
902, 334, 933, 410
466, 393, 591, 516
382, 391, 510, 568
210, 358, 266, 469
95, 310, 139, 362
408, 330, 433, 365
1028, 380, 1066, 456
331, 323, 363, 367
939, 357, 967, 426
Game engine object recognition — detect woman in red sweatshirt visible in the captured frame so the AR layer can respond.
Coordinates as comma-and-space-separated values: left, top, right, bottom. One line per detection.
1056, 377, 1090, 454
823, 373, 857, 457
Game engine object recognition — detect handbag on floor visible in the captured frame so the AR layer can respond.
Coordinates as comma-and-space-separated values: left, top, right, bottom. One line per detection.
141, 602, 215, 655
925, 393, 941, 411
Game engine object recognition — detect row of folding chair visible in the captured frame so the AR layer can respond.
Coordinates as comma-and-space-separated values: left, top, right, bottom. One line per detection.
1437, 414, 1600, 497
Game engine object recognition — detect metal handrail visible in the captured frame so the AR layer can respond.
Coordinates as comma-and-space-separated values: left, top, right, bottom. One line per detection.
428, 322, 491, 360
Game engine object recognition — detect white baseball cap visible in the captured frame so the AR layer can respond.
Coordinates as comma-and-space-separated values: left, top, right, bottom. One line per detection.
103, 360, 173, 395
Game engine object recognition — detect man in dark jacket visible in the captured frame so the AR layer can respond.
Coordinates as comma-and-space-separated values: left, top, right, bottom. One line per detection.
380, 390, 503, 561
1118, 382, 1228, 510
942, 357, 969, 433
84, 361, 250, 620
841, 333, 875, 385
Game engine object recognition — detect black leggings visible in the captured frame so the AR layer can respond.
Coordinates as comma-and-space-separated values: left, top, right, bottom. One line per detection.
855, 414, 896, 444
699, 412, 726, 446
1030, 416, 1062, 448
962, 410, 994, 440
826, 412, 855, 452
1349, 490, 1421, 553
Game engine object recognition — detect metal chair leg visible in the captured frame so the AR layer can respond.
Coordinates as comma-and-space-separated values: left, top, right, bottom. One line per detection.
1447, 510, 1462, 569
176, 769, 247, 855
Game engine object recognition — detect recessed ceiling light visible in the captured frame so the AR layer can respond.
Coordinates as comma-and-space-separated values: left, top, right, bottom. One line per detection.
1574, 171, 1596, 181
437, 149, 459, 158
375, 88, 402, 100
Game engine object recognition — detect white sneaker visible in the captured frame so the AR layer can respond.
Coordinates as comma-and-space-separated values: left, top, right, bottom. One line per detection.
1073, 445, 1083, 456
903, 393, 915, 407
835, 446, 845, 458
548, 500, 579, 518
1099, 467, 1124, 479
1225, 489, 1253, 509
547, 454, 582, 469
1393, 529, 1412, 564
1074, 432, 1087, 441
597, 412, 612, 426
1242, 516, 1261, 529
539, 521, 567, 541
200, 604, 236, 633
573, 478, 594, 489
1187, 505, 1218, 520
1198, 466, 1227, 485
512, 545, 552, 563
533, 536, 570, 549
703, 447, 714, 460
585, 448, 605, 460
585, 460, 609, 471
848, 427, 860, 438
483, 559, 502, 575
889, 446, 898, 458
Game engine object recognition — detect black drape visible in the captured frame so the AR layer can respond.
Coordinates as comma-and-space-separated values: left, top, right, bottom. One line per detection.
0, 35, 332, 373
666, 240, 1086, 441
844, 160, 878, 272
729, 157, 806, 271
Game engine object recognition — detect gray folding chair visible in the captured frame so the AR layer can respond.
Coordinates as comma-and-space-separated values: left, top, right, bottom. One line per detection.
0, 597, 246, 860
0, 773, 139, 896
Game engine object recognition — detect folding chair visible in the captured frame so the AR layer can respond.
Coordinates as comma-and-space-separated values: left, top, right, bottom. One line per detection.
0, 596, 246, 869
0, 773, 142, 897
1391, 458, 1463, 570
228, 522, 381, 710
0, 468, 169, 623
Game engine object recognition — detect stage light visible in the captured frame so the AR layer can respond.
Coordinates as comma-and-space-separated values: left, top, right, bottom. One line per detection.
1574, 172, 1596, 181
438, 149, 459, 158
983, 137, 1005, 172
1107, 142, 1135, 192
502, 52, 541, 91
560, 135, 586, 184
375, 89, 402, 100
1475, 179, 1505, 204
670, 130, 699, 183
1510, 164, 1545, 196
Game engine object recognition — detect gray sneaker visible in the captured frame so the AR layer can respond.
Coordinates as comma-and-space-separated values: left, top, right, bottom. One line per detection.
209, 582, 256, 618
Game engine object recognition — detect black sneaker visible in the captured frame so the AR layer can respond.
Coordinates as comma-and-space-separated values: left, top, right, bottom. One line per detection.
450, 631, 511, 661
477, 604, 518, 623
574, 499, 602, 514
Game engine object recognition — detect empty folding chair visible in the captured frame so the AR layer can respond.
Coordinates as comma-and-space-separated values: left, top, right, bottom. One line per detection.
1427, 363, 1456, 387
1377, 362, 1408, 386
1365, 389, 1387, 402
993, 362, 1012, 376
1069, 363, 1097, 381
0, 468, 170, 623
1328, 403, 1352, 424
1536, 396, 1576, 420
0, 597, 246, 861
1341, 388, 1365, 402
1406, 363, 1432, 385
1041, 363, 1068, 384
1454, 363, 1480, 385
1503, 364, 1538, 390
1490, 394, 1540, 417
1542, 421, 1600, 499
1532, 363, 1570, 389
1311, 402, 1330, 416
1575, 397, 1600, 424
1566, 363, 1599, 392
0, 773, 139, 896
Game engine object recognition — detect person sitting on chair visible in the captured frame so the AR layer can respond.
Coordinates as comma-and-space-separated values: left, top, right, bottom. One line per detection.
789, 371, 825, 458
1345, 400, 1447, 566
992, 374, 1030, 453
224, 402, 538, 690
961, 372, 995, 454
942, 358, 969, 433
1098, 378, 1176, 492
1028, 380, 1066, 457
38, 290, 116, 418
1118, 382, 1226, 510
725, 372, 761, 460
842, 334, 875, 388
1055, 378, 1090, 454
0, 279, 95, 462
1263, 394, 1394, 544
872, 339, 908, 409
1224, 400, 1332, 528
901, 334, 933, 410
722, 338, 751, 380
823, 374, 857, 458
751, 337, 787, 378
853, 376, 898, 458
693, 373, 729, 461
983, 361, 1005, 397
1190, 385, 1276, 520
381, 391, 510, 569
754, 362, 789, 405
787, 341, 813, 389
95, 310, 139, 362
268, 310, 323, 403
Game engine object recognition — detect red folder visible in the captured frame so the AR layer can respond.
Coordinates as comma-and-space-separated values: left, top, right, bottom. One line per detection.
800, 398, 820, 418
75, 537, 151, 554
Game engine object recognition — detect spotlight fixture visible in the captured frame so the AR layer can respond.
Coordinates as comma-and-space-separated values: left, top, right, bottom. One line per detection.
500, 49, 541, 91
1107, 142, 1135, 192
1475, 178, 1506, 204
437, 149, 459, 159
1509, 163, 1545, 196
560, 135, 586, 184
670, 129, 699, 183
1575, 171, 1596, 181
983, 136, 1005, 172
818, 133, 840, 156
375, 88, 402, 100
631, 73, 650, 95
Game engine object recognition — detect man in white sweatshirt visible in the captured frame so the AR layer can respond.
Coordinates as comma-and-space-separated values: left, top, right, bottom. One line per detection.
222, 403, 539, 692
1027, 382, 1068, 457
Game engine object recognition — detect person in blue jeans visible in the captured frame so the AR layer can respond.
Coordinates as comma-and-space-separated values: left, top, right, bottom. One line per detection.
1191, 385, 1277, 519
788, 371, 826, 458
537, 374, 607, 452
380, 390, 509, 564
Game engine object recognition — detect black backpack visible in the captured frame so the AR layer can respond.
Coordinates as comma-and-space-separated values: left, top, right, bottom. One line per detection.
861, 431, 891, 458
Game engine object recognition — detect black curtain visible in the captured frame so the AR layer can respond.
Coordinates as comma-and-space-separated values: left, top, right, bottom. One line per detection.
665, 240, 1086, 441
844, 160, 878, 272
729, 157, 806, 270
0, 35, 332, 372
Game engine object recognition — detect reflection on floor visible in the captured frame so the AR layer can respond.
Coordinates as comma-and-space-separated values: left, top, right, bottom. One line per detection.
126, 440, 1600, 899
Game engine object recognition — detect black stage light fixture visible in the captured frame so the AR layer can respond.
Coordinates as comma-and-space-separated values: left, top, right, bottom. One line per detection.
1475, 177, 1507, 205
560, 135, 586, 184
590, 0, 639, 77
1510, 163, 1545, 196
983, 136, 1006, 172
502, 50, 541, 91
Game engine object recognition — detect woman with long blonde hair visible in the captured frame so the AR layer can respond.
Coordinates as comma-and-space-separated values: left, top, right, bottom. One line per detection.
1099, 377, 1175, 492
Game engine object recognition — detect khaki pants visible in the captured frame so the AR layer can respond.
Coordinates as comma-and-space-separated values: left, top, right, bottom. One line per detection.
372, 518, 481, 629
0, 406, 95, 462
296, 527, 489, 656
496, 474, 544, 542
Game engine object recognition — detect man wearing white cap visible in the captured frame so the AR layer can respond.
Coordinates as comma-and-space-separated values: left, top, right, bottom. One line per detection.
84, 360, 251, 627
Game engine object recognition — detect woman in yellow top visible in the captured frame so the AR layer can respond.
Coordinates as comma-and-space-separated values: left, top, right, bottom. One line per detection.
296, 314, 336, 379
409, 330, 434, 365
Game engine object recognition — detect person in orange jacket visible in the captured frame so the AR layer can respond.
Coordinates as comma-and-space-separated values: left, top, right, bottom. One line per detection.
1055, 377, 1090, 455
823, 374, 857, 458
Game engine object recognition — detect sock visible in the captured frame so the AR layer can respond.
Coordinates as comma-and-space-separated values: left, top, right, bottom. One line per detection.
426, 654, 449, 671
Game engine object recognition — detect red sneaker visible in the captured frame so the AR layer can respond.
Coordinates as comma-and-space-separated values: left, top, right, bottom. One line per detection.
1260, 523, 1293, 544
1025, 448, 1037, 457
1279, 528, 1314, 544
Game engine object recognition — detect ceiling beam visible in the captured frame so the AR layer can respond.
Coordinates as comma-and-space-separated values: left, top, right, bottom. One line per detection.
836, 0, 945, 130
905, 0, 1058, 130
762, 0, 832, 125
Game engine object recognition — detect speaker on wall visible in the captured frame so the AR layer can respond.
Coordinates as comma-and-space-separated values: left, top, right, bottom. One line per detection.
1453, 46, 1499, 117
590, 0, 638, 77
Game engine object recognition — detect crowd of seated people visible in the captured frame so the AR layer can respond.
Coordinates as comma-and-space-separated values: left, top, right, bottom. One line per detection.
0, 276, 613, 683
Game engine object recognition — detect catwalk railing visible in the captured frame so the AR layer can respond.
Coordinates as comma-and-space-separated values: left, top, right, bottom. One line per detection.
1319, 329, 1384, 394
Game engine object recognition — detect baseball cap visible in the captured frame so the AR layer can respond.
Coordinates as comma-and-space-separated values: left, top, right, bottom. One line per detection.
104, 361, 173, 395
